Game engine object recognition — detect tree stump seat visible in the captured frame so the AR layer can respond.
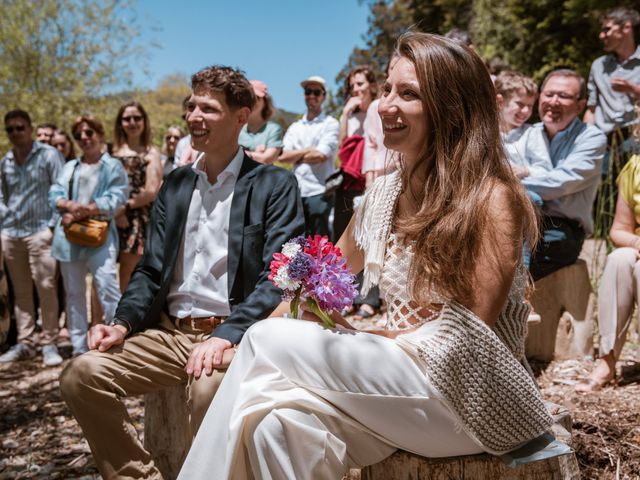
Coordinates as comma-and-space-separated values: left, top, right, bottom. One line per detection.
353, 403, 578, 480
526, 259, 595, 362
355, 448, 579, 480
146, 383, 579, 480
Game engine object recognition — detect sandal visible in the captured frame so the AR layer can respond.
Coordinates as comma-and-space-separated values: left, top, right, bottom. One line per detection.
575, 375, 616, 393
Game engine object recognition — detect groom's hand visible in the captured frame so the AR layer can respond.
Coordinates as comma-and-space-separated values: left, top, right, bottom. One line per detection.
88, 324, 126, 351
186, 336, 233, 379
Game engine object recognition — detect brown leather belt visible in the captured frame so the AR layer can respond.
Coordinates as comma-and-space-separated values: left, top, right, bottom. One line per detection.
177, 315, 225, 332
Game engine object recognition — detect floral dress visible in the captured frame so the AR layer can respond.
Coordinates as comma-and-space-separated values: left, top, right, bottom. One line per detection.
115, 154, 149, 256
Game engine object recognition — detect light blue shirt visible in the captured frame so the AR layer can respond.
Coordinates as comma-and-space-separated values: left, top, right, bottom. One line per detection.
48, 153, 128, 262
587, 46, 640, 133
522, 118, 607, 235
0, 141, 64, 237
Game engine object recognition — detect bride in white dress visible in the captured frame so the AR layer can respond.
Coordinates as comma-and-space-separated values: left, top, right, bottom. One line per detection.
179, 32, 553, 480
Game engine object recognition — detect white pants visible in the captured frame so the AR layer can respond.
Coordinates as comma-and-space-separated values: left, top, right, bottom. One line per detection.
59, 244, 121, 354
179, 318, 482, 480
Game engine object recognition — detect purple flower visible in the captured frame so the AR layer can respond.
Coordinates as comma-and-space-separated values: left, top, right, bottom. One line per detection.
302, 253, 358, 312
288, 253, 312, 281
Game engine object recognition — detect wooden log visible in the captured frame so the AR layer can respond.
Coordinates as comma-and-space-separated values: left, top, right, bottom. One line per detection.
526, 259, 595, 362
144, 385, 191, 480
359, 449, 580, 480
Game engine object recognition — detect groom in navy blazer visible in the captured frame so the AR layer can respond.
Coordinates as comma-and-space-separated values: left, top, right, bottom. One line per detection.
60, 66, 305, 479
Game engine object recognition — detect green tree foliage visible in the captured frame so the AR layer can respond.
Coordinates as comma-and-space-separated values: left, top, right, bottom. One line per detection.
331, 0, 414, 112
412, 0, 473, 35
0, 0, 146, 151
471, 0, 640, 82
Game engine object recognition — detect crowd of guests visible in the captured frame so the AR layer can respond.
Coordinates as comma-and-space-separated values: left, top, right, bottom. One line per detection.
0, 5, 638, 477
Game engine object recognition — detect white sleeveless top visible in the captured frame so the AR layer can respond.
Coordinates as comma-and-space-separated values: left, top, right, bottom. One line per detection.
353, 171, 553, 455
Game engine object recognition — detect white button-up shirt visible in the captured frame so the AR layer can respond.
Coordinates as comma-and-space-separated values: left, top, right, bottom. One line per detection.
282, 112, 339, 197
166, 148, 244, 318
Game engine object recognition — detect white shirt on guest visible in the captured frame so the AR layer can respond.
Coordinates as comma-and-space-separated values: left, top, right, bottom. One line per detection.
282, 111, 339, 197
166, 148, 244, 319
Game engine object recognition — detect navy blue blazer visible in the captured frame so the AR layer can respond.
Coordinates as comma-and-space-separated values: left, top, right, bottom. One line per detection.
113, 154, 305, 345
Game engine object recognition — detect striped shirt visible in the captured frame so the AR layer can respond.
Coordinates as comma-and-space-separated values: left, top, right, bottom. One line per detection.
0, 141, 64, 237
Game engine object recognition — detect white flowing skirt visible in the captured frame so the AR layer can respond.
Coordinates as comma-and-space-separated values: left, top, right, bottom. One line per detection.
178, 318, 483, 480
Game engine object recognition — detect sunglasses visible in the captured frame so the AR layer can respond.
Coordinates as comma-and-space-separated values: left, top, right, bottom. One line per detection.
73, 129, 95, 141
165, 135, 181, 141
122, 115, 143, 123
5, 125, 26, 134
304, 88, 325, 97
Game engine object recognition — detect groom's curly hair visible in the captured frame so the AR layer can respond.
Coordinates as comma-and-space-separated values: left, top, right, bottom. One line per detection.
191, 65, 256, 111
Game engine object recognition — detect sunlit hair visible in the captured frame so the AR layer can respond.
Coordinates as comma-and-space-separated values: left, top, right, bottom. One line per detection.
162, 125, 185, 156
495, 71, 538, 100
191, 65, 256, 111
259, 94, 275, 121
391, 32, 538, 306
113, 100, 152, 151
601, 6, 640, 32
53, 129, 76, 160
71, 115, 105, 139
344, 65, 378, 102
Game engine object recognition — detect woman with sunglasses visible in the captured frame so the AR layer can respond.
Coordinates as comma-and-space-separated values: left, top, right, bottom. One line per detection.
238, 80, 283, 164
161, 125, 185, 178
180, 33, 552, 479
49, 116, 128, 356
112, 101, 163, 291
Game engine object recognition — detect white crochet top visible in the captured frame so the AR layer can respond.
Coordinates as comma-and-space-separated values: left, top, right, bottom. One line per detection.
379, 233, 446, 330
354, 172, 553, 455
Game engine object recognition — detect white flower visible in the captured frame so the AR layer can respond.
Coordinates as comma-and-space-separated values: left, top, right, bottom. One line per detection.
281, 242, 302, 259
273, 265, 300, 291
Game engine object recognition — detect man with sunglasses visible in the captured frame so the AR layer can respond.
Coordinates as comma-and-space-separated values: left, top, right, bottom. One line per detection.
585, 6, 640, 147
0, 109, 64, 366
279, 75, 339, 237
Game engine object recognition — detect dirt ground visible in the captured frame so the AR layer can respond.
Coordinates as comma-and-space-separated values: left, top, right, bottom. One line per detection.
1, 319, 639, 479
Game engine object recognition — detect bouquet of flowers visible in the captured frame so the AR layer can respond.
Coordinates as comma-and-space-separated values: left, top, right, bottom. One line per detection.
269, 235, 358, 328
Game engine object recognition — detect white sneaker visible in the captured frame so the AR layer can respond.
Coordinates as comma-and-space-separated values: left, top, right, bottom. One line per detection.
0, 343, 36, 363
42, 344, 63, 367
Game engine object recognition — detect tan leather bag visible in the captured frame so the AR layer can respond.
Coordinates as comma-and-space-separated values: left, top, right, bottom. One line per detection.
64, 218, 109, 248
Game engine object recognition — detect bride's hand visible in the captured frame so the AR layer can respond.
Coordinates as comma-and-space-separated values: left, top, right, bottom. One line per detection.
299, 302, 356, 330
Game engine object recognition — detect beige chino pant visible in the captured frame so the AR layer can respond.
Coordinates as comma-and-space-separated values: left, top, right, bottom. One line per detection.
60, 313, 226, 480
597, 247, 640, 359
1, 228, 58, 345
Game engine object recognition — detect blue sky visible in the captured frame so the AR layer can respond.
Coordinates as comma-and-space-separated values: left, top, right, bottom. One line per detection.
133, 0, 371, 113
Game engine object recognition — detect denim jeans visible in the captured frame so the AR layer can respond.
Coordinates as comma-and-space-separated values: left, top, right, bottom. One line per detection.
302, 194, 332, 237
60, 243, 121, 354
522, 190, 543, 269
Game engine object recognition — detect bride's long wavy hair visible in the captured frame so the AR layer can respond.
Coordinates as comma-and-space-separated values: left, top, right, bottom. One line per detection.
392, 32, 538, 306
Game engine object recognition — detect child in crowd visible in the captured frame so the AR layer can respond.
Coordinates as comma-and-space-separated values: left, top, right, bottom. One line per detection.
496, 71, 551, 179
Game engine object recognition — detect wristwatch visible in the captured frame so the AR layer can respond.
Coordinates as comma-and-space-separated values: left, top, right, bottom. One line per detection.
108, 317, 132, 334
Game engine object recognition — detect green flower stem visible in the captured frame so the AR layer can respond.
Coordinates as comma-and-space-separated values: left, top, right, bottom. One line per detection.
306, 298, 335, 328
290, 287, 302, 320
